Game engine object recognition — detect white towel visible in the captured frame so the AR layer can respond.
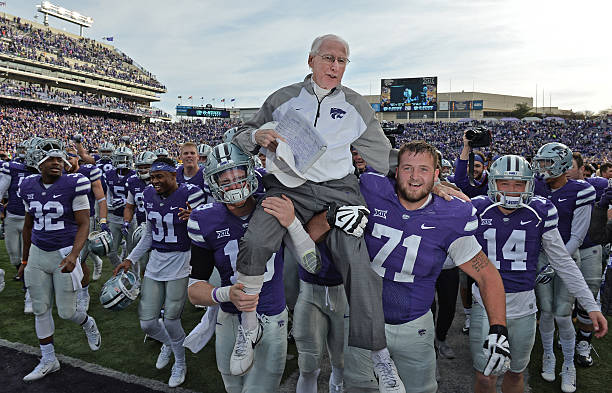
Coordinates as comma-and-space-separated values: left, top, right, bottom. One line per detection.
59, 246, 83, 291
183, 305, 219, 353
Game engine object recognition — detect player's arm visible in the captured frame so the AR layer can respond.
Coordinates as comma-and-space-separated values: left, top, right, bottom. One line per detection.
458, 250, 506, 326
73, 139, 95, 165
91, 178, 108, 222
565, 204, 592, 256
60, 203, 90, 273
188, 244, 259, 311
115, 221, 153, 274
18, 211, 34, 279
542, 228, 608, 338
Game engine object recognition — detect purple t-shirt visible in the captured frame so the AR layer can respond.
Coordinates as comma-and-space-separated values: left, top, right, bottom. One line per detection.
472, 195, 558, 292
360, 172, 479, 325
188, 201, 286, 317
143, 183, 204, 252
19, 173, 91, 251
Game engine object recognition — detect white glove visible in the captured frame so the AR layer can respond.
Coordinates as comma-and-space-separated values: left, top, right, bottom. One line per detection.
535, 264, 555, 285
326, 203, 370, 237
482, 325, 511, 376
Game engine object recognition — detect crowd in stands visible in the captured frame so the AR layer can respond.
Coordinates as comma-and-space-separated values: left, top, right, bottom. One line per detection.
0, 79, 168, 118
0, 104, 610, 168
393, 119, 612, 165
0, 16, 164, 89
0, 105, 238, 157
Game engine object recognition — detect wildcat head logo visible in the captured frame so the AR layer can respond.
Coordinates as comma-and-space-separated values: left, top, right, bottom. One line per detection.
330, 108, 346, 119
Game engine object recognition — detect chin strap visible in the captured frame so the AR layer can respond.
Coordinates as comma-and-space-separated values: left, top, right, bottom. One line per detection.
479, 199, 542, 226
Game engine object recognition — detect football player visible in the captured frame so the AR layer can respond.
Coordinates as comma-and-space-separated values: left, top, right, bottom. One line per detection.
566, 151, 608, 367
0, 137, 40, 313
177, 142, 213, 204
263, 194, 347, 393
305, 141, 509, 393
197, 143, 212, 167
153, 147, 170, 159
96, 142, 116, 173
471, 155, 607, 393
115, 157, 204, 388
187, 142, 288, 392
123, 151, 156, 275
19, 139, 101, 382
104, 146, 136, 267
532, 142, 596, 392
64, 147, 109, 312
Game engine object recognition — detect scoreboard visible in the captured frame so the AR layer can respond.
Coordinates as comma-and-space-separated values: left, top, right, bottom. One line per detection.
380, 77, 437, 112
176, 105, 230, 118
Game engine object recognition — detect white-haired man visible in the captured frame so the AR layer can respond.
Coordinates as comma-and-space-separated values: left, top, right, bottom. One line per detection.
231, 34, 459, 392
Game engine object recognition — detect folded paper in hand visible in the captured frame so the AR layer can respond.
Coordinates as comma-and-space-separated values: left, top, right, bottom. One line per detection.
264, 109, 327, 188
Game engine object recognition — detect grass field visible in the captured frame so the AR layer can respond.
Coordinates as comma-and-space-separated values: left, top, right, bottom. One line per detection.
0, 240, 298, 392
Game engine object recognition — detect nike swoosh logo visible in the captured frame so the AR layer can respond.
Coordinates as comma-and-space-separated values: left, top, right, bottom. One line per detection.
558, 198, 567, 202
295, 108, 302, 111
170, 206, 178, 210
521, 220, 532, 225
421, 224, 436, 230
53, 194, 62, 198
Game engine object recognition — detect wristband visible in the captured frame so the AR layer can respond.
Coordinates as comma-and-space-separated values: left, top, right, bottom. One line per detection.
97, 197, 106, 203
21, 260, 27, 265
211, 286, 231, 304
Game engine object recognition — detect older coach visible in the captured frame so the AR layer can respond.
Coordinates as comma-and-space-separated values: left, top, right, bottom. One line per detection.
231, 34, 418, 392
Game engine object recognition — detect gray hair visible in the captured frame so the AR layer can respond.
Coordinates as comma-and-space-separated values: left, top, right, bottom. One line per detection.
309, 34, 350, 58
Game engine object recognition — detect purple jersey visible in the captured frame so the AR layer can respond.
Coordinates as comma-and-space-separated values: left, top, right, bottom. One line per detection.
360, 172, 479, 324
143, 183, 204, 252
126, 174, 148, 225
104, 168, 134, 217
298, 242, 343, 287
1, 160, 32, 215
535, 178, 596, 245
19, 173, 91, 251
77, 164, 102, 217
96, 158, 113, 194
472, 195, 558, 293
187, 201, 286, 317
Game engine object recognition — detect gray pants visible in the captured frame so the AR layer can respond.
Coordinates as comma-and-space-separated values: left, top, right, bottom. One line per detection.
108, 216, 135, 267
4, 215, 24, 267
237, 174, 386, 350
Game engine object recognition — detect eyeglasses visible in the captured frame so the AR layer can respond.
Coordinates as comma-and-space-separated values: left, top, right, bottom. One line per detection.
317, 54, 350, 66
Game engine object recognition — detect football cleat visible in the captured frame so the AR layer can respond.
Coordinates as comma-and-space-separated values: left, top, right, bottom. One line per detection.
23, 358, 60, 382
24, 290, 33, 314
373, 357, 406, 393
229, 322, 263, 376
83, 317, 101, 351
575, 340, 594, 367
92, 257, 103, 281
541, 352, 556, 382
435, 338, 455, 359
560, 363, 576, 393
0, 268, 5, 293
168, 362, 187, 388
156, 344, 173, 369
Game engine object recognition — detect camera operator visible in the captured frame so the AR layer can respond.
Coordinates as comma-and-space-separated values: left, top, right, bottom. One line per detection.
454, 129, 490, 197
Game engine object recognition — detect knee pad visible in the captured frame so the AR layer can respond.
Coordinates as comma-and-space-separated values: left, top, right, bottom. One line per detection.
554, 316, 575, 340
539, 312, 555, 333
297, 350, 322, 374
163, 278, 188, 319
34, 309, 55, 339
140, 318, 163, 336
163, 318, 185, 341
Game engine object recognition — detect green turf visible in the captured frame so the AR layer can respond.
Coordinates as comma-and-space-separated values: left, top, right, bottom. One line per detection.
0, 240, 298, 392
527, 314, 612, 392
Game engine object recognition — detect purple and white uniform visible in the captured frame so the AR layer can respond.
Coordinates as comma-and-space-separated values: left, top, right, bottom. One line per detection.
188, 201, 286, 317
19, 173, 91, 251
0, 160, 31, 216
125, 174, 148, 225
359, 172, 481, 325
177, 165, 213, 204
103, 168, 134, 218
76, 164, 102, 217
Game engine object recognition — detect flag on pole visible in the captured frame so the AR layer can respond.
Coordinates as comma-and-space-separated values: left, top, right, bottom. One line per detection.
221, 98, 225, 103
230, 98, 235, 102
102, 36, 114, 42
177, 96, 182, 99
188, 96, 193, 99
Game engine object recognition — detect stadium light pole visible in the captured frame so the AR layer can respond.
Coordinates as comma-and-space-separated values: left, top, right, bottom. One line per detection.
36, 1, 93, 36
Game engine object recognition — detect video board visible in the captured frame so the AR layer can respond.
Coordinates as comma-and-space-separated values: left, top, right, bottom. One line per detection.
176, 105, 230, 118
380, 77, 437, 112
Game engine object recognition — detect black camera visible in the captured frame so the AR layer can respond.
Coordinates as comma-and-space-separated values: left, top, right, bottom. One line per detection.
465, 127, 492, 148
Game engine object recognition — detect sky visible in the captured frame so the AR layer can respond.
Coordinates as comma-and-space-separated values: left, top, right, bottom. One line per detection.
5, 0, 612, 117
